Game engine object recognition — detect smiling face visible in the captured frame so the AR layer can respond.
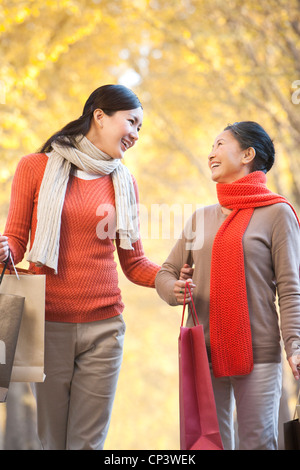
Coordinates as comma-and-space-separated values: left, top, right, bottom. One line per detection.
208, 130, 255, 184
86, 107, 143, 159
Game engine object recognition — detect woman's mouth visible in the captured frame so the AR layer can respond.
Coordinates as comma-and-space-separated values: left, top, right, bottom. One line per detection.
121, 138, 131, 151
211, 162, 220, 169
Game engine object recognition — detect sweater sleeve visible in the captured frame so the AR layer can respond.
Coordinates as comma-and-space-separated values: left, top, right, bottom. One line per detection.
4, 155, 38, 264
117, 237, 160, 288
272, 203, 300, 360
155, 216, 194, 306
116, 175, 160, 288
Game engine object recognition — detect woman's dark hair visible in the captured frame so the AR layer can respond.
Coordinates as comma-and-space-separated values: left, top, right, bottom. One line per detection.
40, 84, 142, 152
224, 121, 275, 173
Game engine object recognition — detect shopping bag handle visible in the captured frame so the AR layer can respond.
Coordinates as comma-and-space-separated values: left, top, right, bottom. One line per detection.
181, 281, 199, 327
0, 251, 20, 284
0, 257, 9, 285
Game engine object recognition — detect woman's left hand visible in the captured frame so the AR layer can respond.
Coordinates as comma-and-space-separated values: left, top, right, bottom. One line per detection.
288, 355, 300, 380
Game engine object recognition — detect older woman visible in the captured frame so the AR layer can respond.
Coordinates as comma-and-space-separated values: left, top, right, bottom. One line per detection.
156, 121, 300, 450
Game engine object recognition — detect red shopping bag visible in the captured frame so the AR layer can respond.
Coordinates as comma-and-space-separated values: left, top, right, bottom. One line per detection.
179, 283, 223, 450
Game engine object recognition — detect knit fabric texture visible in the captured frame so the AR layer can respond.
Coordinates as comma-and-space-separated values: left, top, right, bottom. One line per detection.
210, 171, 300, 377
4, 153, 160, 323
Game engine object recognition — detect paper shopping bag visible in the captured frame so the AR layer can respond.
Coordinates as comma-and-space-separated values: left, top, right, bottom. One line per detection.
284, 392, 300, 450
0, 262, 46, 383
179, 282, 223, 450
0, 260, 25, 401
284, 419, 300, 450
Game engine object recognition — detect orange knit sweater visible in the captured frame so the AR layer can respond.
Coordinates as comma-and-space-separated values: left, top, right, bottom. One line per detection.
4, 153, 160, 323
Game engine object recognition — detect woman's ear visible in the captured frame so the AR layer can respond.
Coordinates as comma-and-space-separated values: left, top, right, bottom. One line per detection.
93, 108, 104, 128
243, 147, 256, 165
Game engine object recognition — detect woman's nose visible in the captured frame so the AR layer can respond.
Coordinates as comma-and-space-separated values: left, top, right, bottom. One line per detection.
130, 130, 139, 142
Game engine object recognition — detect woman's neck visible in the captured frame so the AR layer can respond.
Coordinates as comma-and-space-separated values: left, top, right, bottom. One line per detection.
220, 206, 233, 215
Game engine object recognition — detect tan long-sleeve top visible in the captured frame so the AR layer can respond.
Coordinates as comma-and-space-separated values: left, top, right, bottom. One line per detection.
155, 203, 300, 364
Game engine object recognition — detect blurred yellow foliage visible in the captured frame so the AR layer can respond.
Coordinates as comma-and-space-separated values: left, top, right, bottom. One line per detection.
0, 0, 299, 450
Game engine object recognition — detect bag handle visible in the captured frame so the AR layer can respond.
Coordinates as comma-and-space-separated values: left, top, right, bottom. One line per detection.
0, 257, 9, 285
181, 281, 199, 327
0, 251, 20, 285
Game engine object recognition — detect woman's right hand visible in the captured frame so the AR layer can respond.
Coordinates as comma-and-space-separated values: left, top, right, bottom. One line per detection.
0, 235, 10, 263
174, 278, 195, 304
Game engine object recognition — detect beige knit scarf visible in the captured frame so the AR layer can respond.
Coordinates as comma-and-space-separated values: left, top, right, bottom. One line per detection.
27, 135, 139, 273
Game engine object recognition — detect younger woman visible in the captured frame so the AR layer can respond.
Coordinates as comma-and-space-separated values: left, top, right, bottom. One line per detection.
0, 84, 160, 450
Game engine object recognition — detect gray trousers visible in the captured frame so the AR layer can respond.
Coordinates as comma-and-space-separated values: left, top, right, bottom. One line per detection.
210, 362, 282, 450
31, 315, 126, 450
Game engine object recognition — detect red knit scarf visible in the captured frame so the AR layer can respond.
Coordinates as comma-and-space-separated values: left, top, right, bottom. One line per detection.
210, 171, 299, 378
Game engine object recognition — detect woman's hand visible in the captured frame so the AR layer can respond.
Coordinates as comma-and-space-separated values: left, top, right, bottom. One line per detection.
0, 235, 10, 263
175, 263, 195, 304
174, 278, 195, 304
179, 263, 194, 281
288, 354, 300, 381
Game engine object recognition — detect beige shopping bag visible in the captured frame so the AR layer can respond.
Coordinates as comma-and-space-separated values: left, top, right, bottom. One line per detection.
0, 262, 46, 383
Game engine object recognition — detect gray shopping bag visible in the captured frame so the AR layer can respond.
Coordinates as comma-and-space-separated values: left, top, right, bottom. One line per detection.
0, 259, 24, 401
